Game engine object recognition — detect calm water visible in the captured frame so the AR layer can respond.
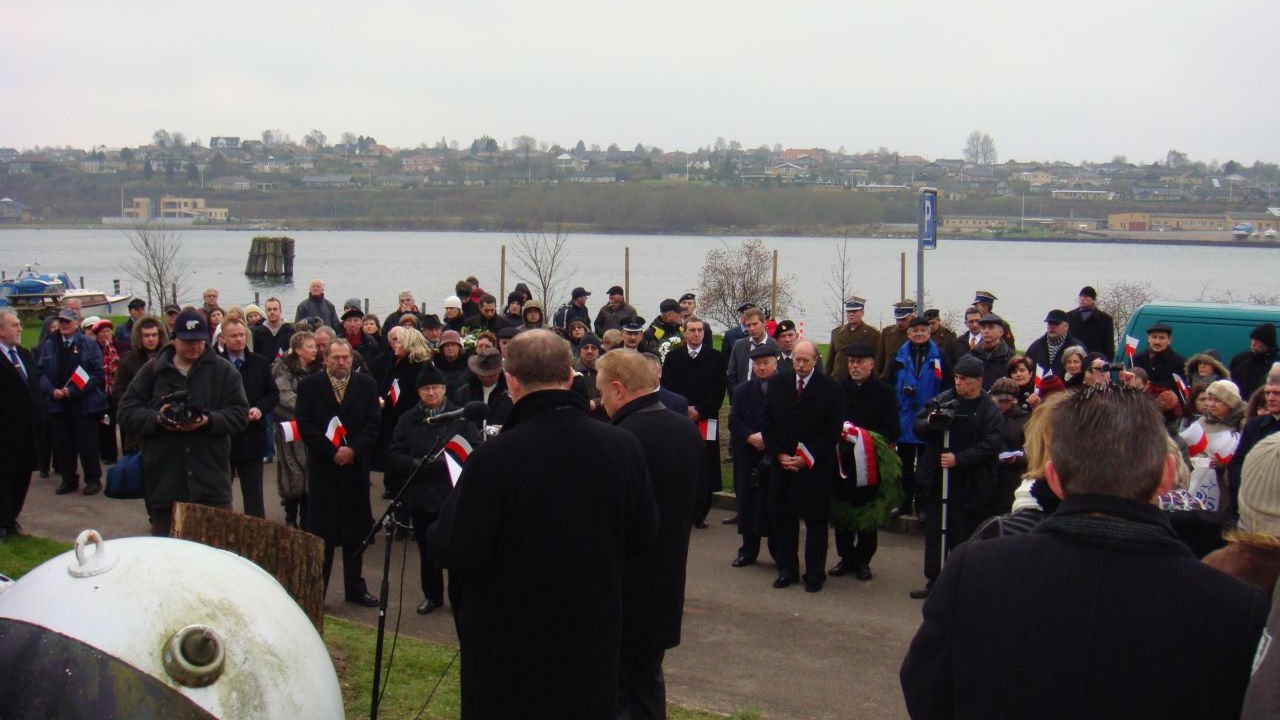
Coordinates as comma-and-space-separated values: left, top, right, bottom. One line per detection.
1, 228, 1276, 344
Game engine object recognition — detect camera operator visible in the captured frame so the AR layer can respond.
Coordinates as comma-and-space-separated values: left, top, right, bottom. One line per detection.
119, 310, 249, 536
909, 355, 1002, 599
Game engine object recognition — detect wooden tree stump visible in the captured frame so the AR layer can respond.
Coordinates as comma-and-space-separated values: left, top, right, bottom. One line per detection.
171, 502, 326, 633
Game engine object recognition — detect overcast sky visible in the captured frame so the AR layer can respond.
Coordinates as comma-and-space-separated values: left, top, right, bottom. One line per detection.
5, 0, 1276, 164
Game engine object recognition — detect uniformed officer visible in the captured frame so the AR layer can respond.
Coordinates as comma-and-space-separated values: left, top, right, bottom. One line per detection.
827, 297, 880, 381
875, 300, 917, 379
973, 290, 1016, 349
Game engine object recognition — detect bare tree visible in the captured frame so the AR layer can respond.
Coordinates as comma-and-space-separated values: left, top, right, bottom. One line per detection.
963, 130, 997, 165
120, 225, 193, 309
825, 236, 857, 325
979, 134, 997, 165
697, 238, 799, 330
1098, 280, 1157, 349
511, 222, 574, 309
304, 129, 327, 151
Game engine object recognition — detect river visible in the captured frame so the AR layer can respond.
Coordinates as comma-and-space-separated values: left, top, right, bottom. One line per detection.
1, 228, 1275, 345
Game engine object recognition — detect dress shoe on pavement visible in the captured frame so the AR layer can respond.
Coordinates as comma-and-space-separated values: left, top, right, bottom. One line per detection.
55, 481, 79, 495
347, 592, 380, 607
417, 598, 443, 615
83, 481, 103, 496
804, 580, 824, 593
828, 560, 850, 576
854, 565, 874, 581
909, 586, 932, 600
772, 575, 795, 589
720, 515, 739, 525
731, 555, 756, 568
693, 518, 709, 530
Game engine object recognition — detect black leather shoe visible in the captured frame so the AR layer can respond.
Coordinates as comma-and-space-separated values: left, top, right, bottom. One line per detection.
417, 598, 443, 615
828, 560, 850, 576
347, 592, 380, 607
55, 481, 79, 495
731, 555, 756, 568
83, 481, 103, 496
720, 515, 739, 525
693, 518, 709, 529
772, 575, 795, 589
804, 580, 824, 593
909, 586, 932, 600
854, 566, 873, 581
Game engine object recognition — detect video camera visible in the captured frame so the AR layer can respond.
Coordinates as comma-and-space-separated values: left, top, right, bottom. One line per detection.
925, 397, 959, 431
156, 390, 207, 427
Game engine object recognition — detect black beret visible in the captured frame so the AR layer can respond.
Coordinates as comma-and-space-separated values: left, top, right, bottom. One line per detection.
908, 316, 930, 329
772, 320, 796, 337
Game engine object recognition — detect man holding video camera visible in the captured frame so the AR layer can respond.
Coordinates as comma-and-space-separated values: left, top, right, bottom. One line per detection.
909, 354, 1002, 599
119, 309, 248, 536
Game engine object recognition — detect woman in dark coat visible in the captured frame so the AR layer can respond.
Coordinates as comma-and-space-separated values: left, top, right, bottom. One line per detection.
272, 331, 319, 528
372, 326, 430, 476
986, 378, 1030, 518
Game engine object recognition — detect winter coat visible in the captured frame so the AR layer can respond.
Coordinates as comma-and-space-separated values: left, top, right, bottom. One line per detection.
762, 369, 844, 516
594, 300, 638, 337
1023, 333, 1085, 378
889, 340, 949, 446
451, 374, 513, 430
729, 376, 772, 537
117, 344, 249, 511
1232, 347, 1280, 401
294, 294, 340, 329
838, 375, 899, 506
219, 351, 278, 463
726, 335, 776, 390
433, 353, 470, 393
272, 356, 318, 501
251, 322, 294, 362
295, 371, 379, 546
1066, 306, 1115, 359
374, 356, 428, 473
1204, 532, 1280, 599
425, 389, 658, 719
385, 399, 480, 514
1186, 353, 1230, 387
1134, 347, 1188, 391
912, 389, 1003, 510
1231, 414, 1280, 508
37, 330, 107, 417
901, 493, 1269, 720
968, 339, 1015, 390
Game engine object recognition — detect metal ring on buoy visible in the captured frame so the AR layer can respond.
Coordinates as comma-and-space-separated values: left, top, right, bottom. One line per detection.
69, 529, 119, 578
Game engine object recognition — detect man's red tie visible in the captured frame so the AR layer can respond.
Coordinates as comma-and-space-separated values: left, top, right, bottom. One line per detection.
796, 377, 803, 397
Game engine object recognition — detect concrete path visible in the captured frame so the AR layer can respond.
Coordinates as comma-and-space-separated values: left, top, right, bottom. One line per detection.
13, 466, 924, 719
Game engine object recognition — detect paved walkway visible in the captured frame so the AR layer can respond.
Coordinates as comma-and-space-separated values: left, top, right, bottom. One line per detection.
14, 466, 924, 719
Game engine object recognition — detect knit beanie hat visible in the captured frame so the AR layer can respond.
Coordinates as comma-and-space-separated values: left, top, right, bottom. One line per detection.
1240, 433, 1280, 537
1251, 323, 1277, 351
1206, 379, 1243, 409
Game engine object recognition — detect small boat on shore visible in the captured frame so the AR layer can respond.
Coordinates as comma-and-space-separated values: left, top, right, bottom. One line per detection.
0, 265, 133, 316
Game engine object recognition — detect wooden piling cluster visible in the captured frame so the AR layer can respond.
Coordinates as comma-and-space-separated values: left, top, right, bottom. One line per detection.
244, 236, 295, 278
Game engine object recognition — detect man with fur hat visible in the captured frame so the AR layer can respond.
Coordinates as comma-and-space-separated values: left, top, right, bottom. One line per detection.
1231, 323, 1279, 400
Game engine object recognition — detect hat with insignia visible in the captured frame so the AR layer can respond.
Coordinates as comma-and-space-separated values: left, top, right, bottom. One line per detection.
621, 316, 646, 332
844, 296, 866, 312
974, 290, 997, 305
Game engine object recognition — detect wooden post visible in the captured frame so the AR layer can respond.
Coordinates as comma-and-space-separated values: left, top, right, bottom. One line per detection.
171, 283, 177, 307
171, 502, 326, 633
900, 252, 906, 301
770, 249, 779, 317
625, 247, 631, 298
254, 290, 260, 305
113, 279, 120, 295
499, 244, 506, 302
146, 282, 152, 308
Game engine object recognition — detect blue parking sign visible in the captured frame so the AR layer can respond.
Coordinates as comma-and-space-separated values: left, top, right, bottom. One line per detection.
920, 190, 938, 250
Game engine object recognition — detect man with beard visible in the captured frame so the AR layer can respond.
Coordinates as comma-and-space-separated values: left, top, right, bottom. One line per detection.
427, 330, 657, 718
830, 343, 899, 581
827, 297, 880, 381
594, 285, 638, 337
729, 344, 780, 567
464, 293, 511, 334
295, 278, 340, 329
295, 339, 380, 606
597, 348, 703, 720
660, 316, 726, 529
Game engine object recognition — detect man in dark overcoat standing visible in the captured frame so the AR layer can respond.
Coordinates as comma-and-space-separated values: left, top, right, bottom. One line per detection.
728, 344, 779, 566
762, 339, 843, 592
218, 317, 277, 519
598, 348, 704, 720
660, 315, 726, 529
427, 330, 658, 719
296, 338, 380, 607
0, 308, 42, 541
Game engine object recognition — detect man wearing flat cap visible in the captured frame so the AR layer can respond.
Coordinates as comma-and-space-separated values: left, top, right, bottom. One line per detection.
729, 343, 781, 567
340, 305, 380, 368
828, 297, 880, 381
969, 313, 1015, 390
643, 299, 684, 355
875, 300, 917, 376
1066, 285, 1115, 359
1024, 309, 1084, 378
38, 307, 108, 496
594, 285, 638, 337
1133, 321, 1186, 391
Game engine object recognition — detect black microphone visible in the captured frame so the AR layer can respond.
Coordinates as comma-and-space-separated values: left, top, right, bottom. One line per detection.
425, 401, 489, 425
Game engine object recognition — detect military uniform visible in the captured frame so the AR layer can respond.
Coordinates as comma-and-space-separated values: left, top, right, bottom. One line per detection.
827, 322, 881, 381
876, 323, 910, 380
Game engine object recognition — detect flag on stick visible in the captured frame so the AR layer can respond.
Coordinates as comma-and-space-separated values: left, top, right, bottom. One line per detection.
68, 365, 90, 390
443, 435, 473, 487
325, 416, 347, 448
280, 419, 301, 443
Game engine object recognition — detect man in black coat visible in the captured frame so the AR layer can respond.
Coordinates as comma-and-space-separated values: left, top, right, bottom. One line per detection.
1133, 321, 1186, 391
296, 339, 380, 607
1230, 322, 1279, 400
598, 348, 703, 720
218, 318, 278, 519
427, 330, 658, 719
729, 345, 780, 566
831, 343, 900, 581
450, 346, 513, 430
901, 387, 1269, 720
660, 316, 727, 529
252, 297, 294, 362
386, 362, 481, 616
0, 309, 42, 541
1023, 309, 1085, 378
910, 355, 1003, 599
1065, 285, 1115, 360
762, 340, 844, 592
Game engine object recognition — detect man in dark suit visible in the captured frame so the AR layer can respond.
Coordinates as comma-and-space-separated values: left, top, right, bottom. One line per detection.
0, 309, 42, 541
661, 316, 727, 529
598, 348, 703, 720
728, 344, 780, 566
901, 387, 1269, 720
218, 317, 278, 519
762, 340, 844, 592
296, 338, 380, 607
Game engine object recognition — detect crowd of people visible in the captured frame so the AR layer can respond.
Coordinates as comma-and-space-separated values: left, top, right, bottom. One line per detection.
4, 272, 1280, 718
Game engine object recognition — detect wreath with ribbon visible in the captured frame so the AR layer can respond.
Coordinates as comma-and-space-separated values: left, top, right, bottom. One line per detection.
831, 425, 904, 533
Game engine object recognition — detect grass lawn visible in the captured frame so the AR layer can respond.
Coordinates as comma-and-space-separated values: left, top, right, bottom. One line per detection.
2, 536, 760, 719
18, 314, 127, 349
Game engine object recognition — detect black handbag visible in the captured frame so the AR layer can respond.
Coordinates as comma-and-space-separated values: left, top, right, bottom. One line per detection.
105, 451, 145, 499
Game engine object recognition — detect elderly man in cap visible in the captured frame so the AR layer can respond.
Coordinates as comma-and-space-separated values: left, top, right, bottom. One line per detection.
114, 298, 148, 353
295, 279, 340, 329
594, 285, 637, 337
642, 299, 684, 355
831, 342, 900, 581
1133, 321, 1186, 390
38, 307, 108, 496
340, 304, 380, 367
678, 293, 697, 323
1066, 285, 1114, 359
727, 306, 776, 391
970, 313, 1015, 390
661, 315, 727, 529
886, 315, 951, 521
118, 309, 249, 535
620, 316, 647, 351
828, 297, 881, 381
453, 346, 513, 429
729, 344, 781, 567
909, 354, 1002, 599
972, 289, 1015, 349
722, 302, 757, 362
1024, 309, 1085, 378
875, 300, 917, 376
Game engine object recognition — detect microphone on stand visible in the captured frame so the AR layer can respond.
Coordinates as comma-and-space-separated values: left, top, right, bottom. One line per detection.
425, 401, 489, 425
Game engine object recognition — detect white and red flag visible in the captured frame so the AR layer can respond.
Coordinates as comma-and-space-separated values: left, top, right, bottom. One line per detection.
932, 358, 943, 380
390, 378, 402, 406
325, 416, 347, 448
1173, 374, 1190, 402
1034, 365, 1045, 390
698, 418, 718, 441
796, 442, 815, 470
68, 365, 90, 390
1180, 422, 1208, 457
1124, 335, 1140, 358
1207, 431, 1239, 466
838, 422, 879, 487
443, 435, 473, 487
280, 419, 301, 443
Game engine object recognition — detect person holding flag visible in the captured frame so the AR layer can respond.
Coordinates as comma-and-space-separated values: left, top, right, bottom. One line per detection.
38, 307, 108, 496
296, 338, 381, 607
659, 315, 727, 529
373, 326, 430, 487
386, 362, 481, 616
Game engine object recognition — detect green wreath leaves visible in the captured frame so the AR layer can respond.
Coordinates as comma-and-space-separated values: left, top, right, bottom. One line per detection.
831, 430, 904, 533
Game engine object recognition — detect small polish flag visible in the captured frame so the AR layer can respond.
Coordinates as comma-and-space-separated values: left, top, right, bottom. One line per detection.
276, 347, 284, 359
698, 418, 718, 441
932, 358, 943, 380
1207, 431, 1239, 466
1033, 365, 1045, 389
100, 413, 111, 426
1173, 374, 1189, 402
443, 435, 473, 487
390, 378, 402, 406
1124, 335, 1140, 358
838, 422, 879, 487
796, 442, 815, 470
1180, 422, 1208, 457
280, 419, 300, 443
69, 365, 90, 390
325, 416, 347, 448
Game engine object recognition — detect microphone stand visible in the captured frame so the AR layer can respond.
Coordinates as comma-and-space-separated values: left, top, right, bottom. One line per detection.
363, 433, 448, 720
